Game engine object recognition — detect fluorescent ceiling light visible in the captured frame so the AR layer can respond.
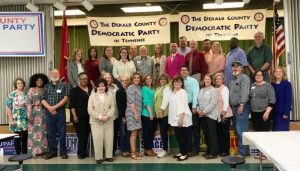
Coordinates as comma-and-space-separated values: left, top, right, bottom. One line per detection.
54, 9, 86, 16
203, 2, 245, 9
121, 6, 163, 13
81, 0, 94, 11
242, 0, 251, 4
53, 1, 67, 11
26, 2, 39, 12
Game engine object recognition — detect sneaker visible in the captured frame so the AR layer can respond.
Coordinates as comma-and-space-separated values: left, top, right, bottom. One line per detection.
157, 150, 168, 158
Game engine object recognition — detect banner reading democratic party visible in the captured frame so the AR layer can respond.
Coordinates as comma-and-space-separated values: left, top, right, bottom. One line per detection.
87, 15, 170, 46
179, 9, 266, 41
0, 12, 45, 56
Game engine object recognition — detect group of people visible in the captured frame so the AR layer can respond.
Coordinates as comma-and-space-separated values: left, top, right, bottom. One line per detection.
6, 31, 292, 164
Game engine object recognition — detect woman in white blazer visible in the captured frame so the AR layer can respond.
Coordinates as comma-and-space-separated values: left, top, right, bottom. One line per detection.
88, 78, 115, 164
168, 76, 192, 161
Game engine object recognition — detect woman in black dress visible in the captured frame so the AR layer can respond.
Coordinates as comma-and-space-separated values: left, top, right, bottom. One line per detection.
69, 73, 92, 159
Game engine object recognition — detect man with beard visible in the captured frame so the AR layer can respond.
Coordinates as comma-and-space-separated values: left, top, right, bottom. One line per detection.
177, 36, 191, 57
42, 69, 70, 160
203, 39, 212, 63
224, 37, 248, 86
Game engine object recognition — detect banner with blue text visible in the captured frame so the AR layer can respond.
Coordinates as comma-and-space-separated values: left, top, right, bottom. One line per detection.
179, 10, 266, 41
0, 12, 45, 56
87, 15, 170, 46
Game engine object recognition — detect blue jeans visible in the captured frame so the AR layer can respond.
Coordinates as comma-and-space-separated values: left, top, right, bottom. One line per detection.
119, 117, 130, 152
46, 108, 67, 154
231, 104, 250, 156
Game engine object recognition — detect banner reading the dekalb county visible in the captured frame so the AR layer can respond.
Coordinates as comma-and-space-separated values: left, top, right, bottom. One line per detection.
0, 12, 45, 56
87, 15, 170, 46
179, 9, 266, 41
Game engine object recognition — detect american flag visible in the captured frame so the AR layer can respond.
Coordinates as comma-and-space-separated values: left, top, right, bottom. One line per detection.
272, 2, 285, 68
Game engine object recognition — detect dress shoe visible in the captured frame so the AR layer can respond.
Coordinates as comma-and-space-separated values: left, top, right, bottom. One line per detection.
43, 152, 57, 160
205, 154, 218, 160
145, 150, 157, 156
105, 158, 114, 162
61, 153, 68, 159
96, 159, 105, 164
177, 155, 188, 161
173, 154, 181, 158
188, 151, 199, 157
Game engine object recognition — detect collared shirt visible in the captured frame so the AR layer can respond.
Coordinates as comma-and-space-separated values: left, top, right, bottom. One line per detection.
247, 44, 273, 71
42, 81, 70, 107
183, 76, 199, 108
229, 73, 250, 106
177, 47, 191, 57
133, 56, 155, 78
224, 47, 248, 86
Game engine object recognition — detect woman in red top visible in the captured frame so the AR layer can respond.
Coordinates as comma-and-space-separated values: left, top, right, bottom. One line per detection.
85, 47, 100, 88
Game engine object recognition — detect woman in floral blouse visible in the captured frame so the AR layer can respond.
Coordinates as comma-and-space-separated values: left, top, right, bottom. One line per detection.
27, 73, 49, 157
6, 78, 28, 154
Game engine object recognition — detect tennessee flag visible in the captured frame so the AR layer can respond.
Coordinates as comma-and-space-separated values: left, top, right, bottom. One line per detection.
60, 11, 69, 82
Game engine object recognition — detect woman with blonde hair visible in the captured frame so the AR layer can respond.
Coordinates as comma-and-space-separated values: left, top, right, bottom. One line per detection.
68, 49, 85, 88
271, 67, 292, 131
213, 72, 232, 157
152, 44, 166, 83
208, 42, 225, 75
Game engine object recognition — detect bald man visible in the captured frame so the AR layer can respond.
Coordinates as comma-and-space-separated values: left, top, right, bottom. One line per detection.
247, 32, 273, 82
133, 46, 155, 78
42, 69, 70, 160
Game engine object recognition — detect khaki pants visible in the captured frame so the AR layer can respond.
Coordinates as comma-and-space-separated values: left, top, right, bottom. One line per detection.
90, 120, 114, 160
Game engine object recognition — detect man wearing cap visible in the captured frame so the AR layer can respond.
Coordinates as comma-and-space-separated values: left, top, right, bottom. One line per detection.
229, 61, 250, 157
224, 37, 248, 86
247, 32, 273, 82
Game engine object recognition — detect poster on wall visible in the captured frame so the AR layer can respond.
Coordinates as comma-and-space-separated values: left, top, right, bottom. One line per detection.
0, 12, 45, 57
87, 15, 170, 46
179, 9, 266, 41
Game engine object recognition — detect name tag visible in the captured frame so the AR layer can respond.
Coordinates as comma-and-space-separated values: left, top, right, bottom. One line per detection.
137, 60, 141, 64
251, 86, 255, 89
57, 89, 62, 93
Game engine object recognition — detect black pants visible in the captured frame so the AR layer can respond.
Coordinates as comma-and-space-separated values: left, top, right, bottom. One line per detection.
204, 117, 218, 155
251, 111, 271, 131
73, 119, 90, 157
14, 130, 28, 155
174, 127, 189, 156
187, 103, 200, 153
113, 119, 120, 154
217, 117, 231, 155
200, 117, 208, 152
157, 116, 169, 151
141, 115, 157, 150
